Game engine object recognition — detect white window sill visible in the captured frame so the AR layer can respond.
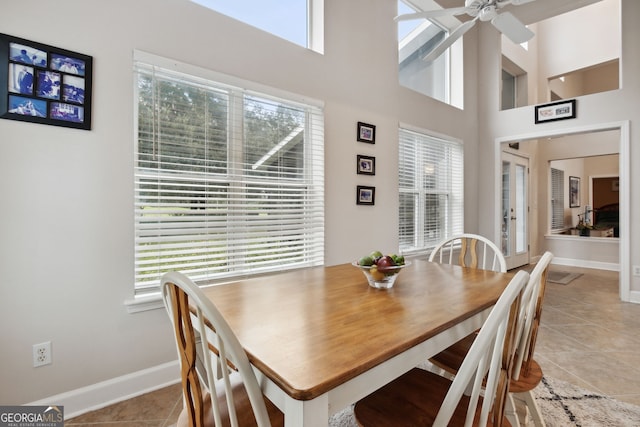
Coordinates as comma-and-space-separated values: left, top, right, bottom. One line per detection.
124, 294, 164, 313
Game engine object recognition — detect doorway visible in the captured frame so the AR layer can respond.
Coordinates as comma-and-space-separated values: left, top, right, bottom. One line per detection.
495, 121, 631, 302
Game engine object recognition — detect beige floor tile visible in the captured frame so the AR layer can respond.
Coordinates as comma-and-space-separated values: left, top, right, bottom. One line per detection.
66, 383, 182, 425
540, 305, 590, 326
554, 323, 640, 352
535, 353, 603, 393
547, 350, 640, 396
535, 325, 591, 353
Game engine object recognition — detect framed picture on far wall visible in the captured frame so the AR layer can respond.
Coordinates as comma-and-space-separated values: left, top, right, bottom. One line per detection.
0, 33, 92, 130
569, 176, 580, 208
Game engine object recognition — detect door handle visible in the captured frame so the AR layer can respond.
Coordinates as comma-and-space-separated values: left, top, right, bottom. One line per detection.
511, 216, 517, 220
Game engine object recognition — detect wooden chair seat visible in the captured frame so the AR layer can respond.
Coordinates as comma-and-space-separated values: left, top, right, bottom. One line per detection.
354, 367, 512, 427
429, 332, 474, 375
176, 372, 284, 427
509, 359, 543, 394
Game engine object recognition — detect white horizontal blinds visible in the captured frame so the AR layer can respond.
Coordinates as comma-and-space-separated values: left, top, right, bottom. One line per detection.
550, 168, 564, 230
398, 128, 463, 254
134, 62, 324, 295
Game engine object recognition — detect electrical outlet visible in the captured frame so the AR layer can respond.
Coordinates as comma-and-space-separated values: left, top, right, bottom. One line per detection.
33, 341, 52, 367
634, 266, 640, 277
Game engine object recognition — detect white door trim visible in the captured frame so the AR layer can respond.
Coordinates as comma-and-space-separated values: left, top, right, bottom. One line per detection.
493, 120, 631, 302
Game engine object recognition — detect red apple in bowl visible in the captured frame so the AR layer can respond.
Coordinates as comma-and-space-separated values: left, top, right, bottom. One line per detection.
375, 255, 397, 273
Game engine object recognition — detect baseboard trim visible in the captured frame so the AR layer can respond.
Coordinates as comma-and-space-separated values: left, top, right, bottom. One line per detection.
629, 290, 640, 304
551, 257, 619, 272
27, 360, 180, 420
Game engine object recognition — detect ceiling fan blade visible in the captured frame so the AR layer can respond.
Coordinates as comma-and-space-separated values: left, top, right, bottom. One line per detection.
395, 6, 469, 22
422, 18, 478, 64
492, 12, 534, 44
511, 0, 537, 5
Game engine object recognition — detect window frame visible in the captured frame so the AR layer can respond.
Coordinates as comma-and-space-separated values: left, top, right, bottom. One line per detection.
131, 50, 324, 303
398, 125, 464, 256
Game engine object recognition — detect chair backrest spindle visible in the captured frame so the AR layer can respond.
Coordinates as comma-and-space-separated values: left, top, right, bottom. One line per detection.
430, 233, 507, 273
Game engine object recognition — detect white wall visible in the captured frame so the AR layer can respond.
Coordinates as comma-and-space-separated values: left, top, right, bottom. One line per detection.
537, 0, 620, 91
479, 0, 639, 285
0, 0, 483, 406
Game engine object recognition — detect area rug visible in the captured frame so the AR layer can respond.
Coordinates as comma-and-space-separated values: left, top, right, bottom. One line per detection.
547, 270, 583, 285
328, 375, 640, 426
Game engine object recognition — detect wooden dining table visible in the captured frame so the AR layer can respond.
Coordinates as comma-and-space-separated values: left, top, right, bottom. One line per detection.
200, 259, 513, 427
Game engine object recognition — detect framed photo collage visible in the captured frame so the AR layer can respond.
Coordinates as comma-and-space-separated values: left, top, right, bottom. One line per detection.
0, 33, 93, 130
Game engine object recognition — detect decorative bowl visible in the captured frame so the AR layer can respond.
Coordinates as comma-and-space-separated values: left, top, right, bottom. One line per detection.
352, 261, 410, 289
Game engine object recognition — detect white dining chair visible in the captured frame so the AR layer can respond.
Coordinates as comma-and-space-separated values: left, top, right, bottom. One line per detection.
429, 252, 554, 427
353, 269, 530, 427
161, 271, 284, 427
429, 233, 507, 273
505, 252, 554, 427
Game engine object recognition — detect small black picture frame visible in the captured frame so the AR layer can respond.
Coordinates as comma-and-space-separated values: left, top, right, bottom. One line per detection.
569, 176, 580, 208
356, 185, 375, 205
357, 155, 375, 175
534, 99, 576, 124
357, 121, 375, 143
0, 33, 93, 130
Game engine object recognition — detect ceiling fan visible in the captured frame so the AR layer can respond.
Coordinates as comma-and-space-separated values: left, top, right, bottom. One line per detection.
396, 0, 537, 63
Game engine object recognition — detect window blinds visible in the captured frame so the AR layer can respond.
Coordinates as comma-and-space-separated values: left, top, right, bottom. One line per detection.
550, 168, 565, 230
134, 61, 324, 295
398, 128, 463, 254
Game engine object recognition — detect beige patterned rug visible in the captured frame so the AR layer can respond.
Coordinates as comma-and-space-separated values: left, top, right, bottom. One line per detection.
328, 375, 640, 426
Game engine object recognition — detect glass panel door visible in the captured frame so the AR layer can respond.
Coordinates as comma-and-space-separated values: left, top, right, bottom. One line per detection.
502, 151, 529, 269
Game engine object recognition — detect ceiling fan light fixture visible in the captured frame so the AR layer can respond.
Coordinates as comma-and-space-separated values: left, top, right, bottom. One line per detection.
479, 5, 498, 22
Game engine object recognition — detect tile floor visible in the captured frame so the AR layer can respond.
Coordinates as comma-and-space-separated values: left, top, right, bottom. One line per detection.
534, 265, 640, 407
65, 265, 640, 425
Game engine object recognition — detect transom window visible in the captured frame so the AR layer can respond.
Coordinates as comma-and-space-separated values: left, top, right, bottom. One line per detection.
397, 0, 463, 108
190, 0, 324, 53
133, 52, 324, 296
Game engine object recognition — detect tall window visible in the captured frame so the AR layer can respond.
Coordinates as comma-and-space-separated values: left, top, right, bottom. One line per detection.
190, 0, 324, 53
550, 168, 565, 230
397, 0, 463, 108
399, 127, 463, 254
134, 53, 324, 296
501, 57, 528, 110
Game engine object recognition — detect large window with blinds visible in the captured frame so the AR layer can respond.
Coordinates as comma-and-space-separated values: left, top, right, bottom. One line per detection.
134, 55, 324, 296
550, 167, 565, 230
398, 128, 463, 255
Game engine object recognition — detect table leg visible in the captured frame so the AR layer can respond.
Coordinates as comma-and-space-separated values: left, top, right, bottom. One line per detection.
284, 393, 329, 427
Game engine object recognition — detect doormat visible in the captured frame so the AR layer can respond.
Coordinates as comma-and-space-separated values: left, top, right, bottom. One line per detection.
547, 271, 583, 285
